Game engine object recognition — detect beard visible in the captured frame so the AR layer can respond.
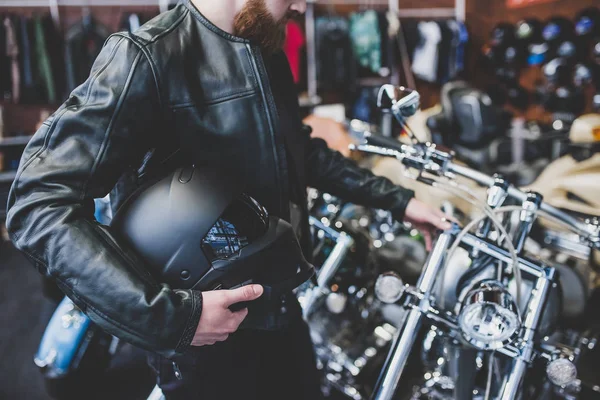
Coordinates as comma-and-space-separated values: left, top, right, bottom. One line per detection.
233, 0, 291, 54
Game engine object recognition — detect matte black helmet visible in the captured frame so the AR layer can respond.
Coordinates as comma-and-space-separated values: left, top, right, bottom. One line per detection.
110, 166, 314, 296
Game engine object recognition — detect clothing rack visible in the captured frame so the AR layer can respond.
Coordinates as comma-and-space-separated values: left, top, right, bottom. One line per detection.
0, 0, 173, 6
0, 0, 175, 28
304, 0, 466, 107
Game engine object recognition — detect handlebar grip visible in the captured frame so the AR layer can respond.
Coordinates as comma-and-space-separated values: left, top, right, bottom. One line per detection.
363, 134, 404, 152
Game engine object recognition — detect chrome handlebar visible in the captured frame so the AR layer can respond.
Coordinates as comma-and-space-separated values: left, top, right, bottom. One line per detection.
350, 140, 600, 249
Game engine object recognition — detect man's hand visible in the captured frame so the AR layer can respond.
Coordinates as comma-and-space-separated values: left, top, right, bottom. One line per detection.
191, 284, 264, 346
404, 198, 453, 251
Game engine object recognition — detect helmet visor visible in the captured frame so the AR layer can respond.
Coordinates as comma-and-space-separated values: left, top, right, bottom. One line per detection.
201, 194, 269, 262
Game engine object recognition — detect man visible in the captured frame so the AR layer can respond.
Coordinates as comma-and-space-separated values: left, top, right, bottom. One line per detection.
6, 0, 451, 399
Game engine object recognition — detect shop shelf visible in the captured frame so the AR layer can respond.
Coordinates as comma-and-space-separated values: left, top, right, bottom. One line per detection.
0, 136, 34, 147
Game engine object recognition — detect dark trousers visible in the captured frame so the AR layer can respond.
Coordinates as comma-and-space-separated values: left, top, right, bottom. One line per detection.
148, 315, 323, 400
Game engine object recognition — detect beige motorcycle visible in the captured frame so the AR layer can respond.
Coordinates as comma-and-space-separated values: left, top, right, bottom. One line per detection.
527, 114, 600, 219
352, 86, 600, 399
526, 114, 600, 285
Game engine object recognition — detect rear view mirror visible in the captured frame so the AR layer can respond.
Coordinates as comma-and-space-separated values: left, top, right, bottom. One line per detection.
377, 85, 421, 119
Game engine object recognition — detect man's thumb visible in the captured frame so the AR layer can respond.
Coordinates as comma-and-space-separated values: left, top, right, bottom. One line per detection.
224, 284, 263, 306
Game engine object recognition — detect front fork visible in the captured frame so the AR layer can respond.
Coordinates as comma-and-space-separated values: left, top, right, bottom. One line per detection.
371, 226, 556, 400
371, 230, 456, 400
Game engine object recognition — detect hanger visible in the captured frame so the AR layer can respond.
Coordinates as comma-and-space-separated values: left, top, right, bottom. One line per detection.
158, 0, 170, 14
326, 0, 336, 17
49, 0, 60, 28
81, 0, 93, 33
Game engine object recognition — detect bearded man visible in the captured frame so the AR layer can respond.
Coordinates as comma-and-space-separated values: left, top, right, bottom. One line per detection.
6, 1, 451, 399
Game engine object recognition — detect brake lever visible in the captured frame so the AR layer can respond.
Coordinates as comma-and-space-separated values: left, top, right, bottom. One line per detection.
583, 218, 600, 249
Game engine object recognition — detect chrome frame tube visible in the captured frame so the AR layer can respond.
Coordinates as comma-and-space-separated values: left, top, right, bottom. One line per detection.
371, 230, 555, 400
448, 164, 590, 235
371, 232, 455, 400
302, 218, 354, 317
477, 177, 509, 238
309, 216, 341, 240
315, 233, 354, 288
499, 272, 553, 399
460, 234, 546, 278
512, 194, 543, 254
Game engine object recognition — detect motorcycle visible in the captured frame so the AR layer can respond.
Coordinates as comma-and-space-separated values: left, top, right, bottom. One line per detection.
34, 83, 600, 399
351, 84, 600, 399
301, 190, 428, 399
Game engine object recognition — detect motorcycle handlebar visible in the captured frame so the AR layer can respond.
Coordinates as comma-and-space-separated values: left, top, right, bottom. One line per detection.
448, 160, 596, 240
362, 132, 406, 152
351, 139, 600, 248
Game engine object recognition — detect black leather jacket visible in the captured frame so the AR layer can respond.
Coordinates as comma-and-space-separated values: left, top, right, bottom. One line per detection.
6, 1, 414, 359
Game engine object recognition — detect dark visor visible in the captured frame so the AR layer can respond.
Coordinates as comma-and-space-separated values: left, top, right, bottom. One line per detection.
201, 194, 269, 262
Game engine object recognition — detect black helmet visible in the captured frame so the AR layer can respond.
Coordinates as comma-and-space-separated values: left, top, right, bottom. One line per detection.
515, 19, 543, 44
110, 166, 314, 299
542, 17, 574, 44
575, 7, 600, 38
490, 23, 516, 47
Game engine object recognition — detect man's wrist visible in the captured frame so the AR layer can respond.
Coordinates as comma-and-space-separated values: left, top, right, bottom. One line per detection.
392, 188, 416, 222
174, 290, 203, 354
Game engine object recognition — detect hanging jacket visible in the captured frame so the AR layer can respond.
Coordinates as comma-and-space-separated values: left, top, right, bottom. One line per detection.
283, 20, 305, 84
412, 21, 441, 83
3, 16, 19, 102
43, 14, 67, 103
64, 15, 109, 94
34, 15, 56, 104
6, 1, 415, 360
17, 15, 36, 103
349, 10, 382, 74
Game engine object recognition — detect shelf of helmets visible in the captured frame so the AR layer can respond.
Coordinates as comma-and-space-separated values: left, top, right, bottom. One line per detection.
466, 0, 599, 122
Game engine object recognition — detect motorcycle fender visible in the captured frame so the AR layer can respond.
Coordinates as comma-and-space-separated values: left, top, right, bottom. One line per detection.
34, 297, 93, 376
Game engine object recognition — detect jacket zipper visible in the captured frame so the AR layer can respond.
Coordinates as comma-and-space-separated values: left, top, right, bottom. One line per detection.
170, 49, 284, 383
172, 361, 183, 380
246, 45, 287, 216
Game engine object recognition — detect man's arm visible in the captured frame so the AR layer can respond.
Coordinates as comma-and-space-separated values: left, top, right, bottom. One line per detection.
6, 35, 201, 358
305, 133, 415, 222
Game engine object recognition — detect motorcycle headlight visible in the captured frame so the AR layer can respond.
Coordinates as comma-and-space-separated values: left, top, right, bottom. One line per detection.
375, 272, 405, 304
458, 280, 521, 350
546, 358, 577, 387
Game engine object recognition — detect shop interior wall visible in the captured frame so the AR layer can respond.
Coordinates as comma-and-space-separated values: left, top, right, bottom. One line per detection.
467, 0, 599, 123
2, 0, 600, 137
1, 5, 160, 136
317, 0, 599, 122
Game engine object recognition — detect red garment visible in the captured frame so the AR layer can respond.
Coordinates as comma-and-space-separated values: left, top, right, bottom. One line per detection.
284, 21, 305, 84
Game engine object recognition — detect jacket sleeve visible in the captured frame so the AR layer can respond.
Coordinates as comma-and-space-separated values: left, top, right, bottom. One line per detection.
305, 131, 415, 222
6, 35, 202, 358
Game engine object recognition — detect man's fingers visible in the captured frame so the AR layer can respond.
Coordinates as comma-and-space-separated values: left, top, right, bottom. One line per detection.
423, 230, 433, 251
216, 334, 229, 342
192, 339, 216, 346
428, 212, 452, 230
222, 284, 263, 306
435, 209, 459, 224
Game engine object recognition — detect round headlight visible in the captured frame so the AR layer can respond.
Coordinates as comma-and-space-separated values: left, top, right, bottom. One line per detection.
546, 358, 577, 387
458, 280, 521, 350
375, 272, 405, 304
